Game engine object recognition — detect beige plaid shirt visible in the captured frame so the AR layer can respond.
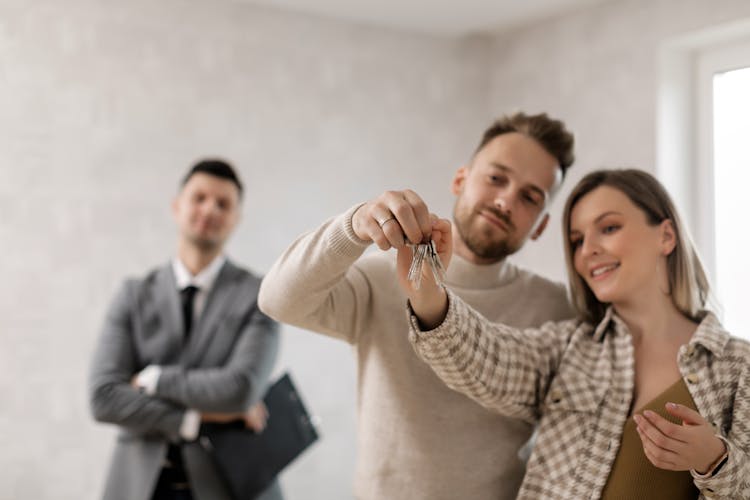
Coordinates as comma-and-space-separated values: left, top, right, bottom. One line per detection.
409, 289, 750, 499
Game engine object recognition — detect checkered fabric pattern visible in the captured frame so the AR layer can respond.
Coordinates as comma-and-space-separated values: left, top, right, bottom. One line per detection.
408, 289, 750, 500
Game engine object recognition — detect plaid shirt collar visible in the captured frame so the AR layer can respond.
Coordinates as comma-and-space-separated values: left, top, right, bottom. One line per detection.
592, 306, 731, 358
689, 310, 732, 357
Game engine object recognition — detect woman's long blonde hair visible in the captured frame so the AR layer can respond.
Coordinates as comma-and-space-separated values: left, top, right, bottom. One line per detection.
562, 169, 710, 324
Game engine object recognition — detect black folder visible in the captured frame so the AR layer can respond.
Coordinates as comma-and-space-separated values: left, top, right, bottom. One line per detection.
199, 373, 319, 500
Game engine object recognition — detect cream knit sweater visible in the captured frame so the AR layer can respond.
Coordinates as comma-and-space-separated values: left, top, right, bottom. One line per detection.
259, 205, 574, 500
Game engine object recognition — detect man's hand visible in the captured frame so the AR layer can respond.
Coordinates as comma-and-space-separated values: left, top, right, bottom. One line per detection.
634, 402, 727, 474
352, 190, 433, 250
242, 401, 269, 432
201, 411, 241, 424
201, 402, 270, 432
130, 365, 160, 395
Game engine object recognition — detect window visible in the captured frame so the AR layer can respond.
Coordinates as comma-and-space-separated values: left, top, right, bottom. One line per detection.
658, 28, 750, 340
697, 44, 750, 339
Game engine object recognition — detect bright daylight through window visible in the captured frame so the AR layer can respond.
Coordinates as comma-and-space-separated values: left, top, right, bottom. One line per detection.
712, 66, 750, 340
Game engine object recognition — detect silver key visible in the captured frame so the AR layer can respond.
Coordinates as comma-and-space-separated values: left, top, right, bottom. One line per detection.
407, 244, 427, 289
428, 240, 446, 284
407, 241, 445, 290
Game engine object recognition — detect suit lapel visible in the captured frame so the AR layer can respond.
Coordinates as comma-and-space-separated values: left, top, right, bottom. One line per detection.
185, 261, 241, 366
154, 264, 185, 359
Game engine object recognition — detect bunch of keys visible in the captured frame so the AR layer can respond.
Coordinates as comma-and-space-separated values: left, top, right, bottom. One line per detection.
407, 240, 446, 290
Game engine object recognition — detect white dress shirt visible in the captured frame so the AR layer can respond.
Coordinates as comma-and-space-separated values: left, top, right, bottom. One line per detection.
171, 254, 227, 324
135, 254, 227, 440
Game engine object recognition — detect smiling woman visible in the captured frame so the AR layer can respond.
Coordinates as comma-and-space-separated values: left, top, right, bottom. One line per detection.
562, 170, 708, 327
401, 168, 750, 499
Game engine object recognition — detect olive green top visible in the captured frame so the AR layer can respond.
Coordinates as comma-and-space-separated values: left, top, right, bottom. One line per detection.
601, 378, 700, 499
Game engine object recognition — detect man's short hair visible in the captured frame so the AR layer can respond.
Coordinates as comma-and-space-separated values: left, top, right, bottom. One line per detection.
182, 159, 244, 197
475, 112, 575, 178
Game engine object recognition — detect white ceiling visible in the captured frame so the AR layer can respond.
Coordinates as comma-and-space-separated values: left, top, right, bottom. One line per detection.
232, 0, 618, 37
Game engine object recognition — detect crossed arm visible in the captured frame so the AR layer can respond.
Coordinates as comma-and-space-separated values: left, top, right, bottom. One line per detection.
89, 281, 279, 440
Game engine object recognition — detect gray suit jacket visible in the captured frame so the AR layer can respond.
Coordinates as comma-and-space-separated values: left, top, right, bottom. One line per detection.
89, 260, 281, 500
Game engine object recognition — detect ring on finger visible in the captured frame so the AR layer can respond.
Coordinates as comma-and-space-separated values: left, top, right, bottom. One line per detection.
378, 216, 396, 228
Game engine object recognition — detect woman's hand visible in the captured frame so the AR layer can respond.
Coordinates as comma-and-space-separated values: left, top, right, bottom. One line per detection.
634, 402, 727, 474
396, 216, 452, 330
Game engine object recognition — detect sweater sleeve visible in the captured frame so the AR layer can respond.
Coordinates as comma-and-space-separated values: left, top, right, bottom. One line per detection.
408, 288, 576, 425
258, 204, 375, 345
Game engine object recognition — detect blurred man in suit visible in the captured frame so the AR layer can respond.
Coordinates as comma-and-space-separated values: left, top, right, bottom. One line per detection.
90, 159, 281, 500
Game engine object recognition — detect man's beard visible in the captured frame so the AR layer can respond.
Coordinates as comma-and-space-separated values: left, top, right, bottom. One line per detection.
186, 233, 222, 252
452, 203, 519, 261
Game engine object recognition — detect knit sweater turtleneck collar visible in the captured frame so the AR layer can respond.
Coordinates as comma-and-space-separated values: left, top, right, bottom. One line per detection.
445, 253, 518, 290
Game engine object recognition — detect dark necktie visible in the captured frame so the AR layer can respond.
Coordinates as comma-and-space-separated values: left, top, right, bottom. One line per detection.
180, 285, 200, 337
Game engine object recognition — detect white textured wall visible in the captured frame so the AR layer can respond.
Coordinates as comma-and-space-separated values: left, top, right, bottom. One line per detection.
491, 0, 750, 281
0, 1, 489, 499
